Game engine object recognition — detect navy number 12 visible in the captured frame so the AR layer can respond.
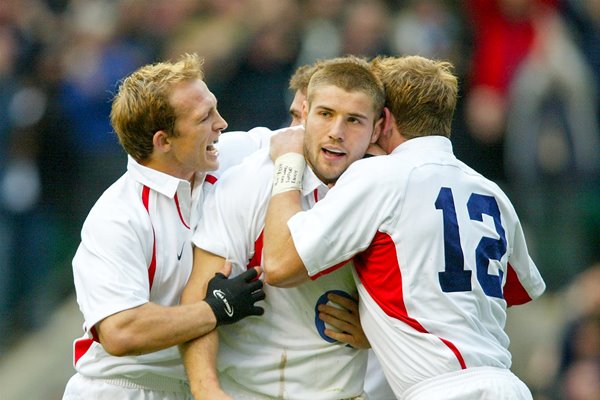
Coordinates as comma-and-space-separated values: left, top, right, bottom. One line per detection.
435, 187, 506, 298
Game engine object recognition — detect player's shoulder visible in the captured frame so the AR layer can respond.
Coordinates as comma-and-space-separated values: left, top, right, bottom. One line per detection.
456, 158, 518, 210
220, 147, 272, 182
346, 154, 392, 175
217, 126, 273, 150
344, 153, 409, 184
209, 147, 273, 206
84, 175, 148, 228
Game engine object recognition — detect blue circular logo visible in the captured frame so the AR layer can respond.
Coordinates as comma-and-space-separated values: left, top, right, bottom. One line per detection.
314, 290, 356, 343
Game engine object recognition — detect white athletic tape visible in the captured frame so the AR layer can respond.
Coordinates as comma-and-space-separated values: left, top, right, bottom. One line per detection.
271, 152, 306, 196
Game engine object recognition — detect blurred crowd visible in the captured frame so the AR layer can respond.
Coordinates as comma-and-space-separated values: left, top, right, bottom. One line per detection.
0, 0, 598, 398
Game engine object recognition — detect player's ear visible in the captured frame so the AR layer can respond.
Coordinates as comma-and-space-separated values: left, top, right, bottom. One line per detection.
153, 130, 171, 153
371, 108, 388, 144
301, 100, 309, 124
381, 107, 393, 136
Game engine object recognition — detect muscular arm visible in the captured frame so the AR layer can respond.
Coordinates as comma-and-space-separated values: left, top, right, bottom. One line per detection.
96, 299, 216, 357
179, 247, 232, 400
262, 126, 311, 287
263, 190, 309, 287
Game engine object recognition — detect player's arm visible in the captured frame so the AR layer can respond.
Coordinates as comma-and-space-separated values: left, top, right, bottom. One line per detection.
78, 211, 213, 357
265, 155, 386, 289
179, 248, 264, 400
95, 259, 263, 358
96, 297, 216, 356
263, 189, 309, 287
179, 248, 226, 400
262, 124, 310, 287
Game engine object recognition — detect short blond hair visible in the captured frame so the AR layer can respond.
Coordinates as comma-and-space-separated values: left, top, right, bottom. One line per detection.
307, 55, 385, 116
371, 55, 458, 138
289, 63, 317, 94
110, 53, 205, 162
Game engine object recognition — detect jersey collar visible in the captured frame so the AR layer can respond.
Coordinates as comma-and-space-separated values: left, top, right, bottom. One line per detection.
301, 164, 328, 198
391, 135, 453, 155
126, 155, 205, 199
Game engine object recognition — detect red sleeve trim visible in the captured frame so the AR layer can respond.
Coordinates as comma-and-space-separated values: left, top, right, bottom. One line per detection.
503, 263, 532, 306
310, 259, 349, 280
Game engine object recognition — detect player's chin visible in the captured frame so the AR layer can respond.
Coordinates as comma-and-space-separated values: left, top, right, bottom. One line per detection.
321, 169, 344, 185
201, 157, 219, 172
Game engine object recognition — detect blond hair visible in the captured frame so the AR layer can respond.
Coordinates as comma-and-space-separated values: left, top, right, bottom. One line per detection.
307, 55, 386, 116
110, 53, 205, 162
289, 63, 317, 94
371, 55, 458, 138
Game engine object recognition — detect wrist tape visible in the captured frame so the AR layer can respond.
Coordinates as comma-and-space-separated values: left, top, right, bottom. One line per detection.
272, 153, 306, 196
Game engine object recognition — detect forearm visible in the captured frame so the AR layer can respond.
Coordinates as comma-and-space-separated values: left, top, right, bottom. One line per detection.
181, 330, 222, 399
97, 301, 216, 356
179, 248, 229, 397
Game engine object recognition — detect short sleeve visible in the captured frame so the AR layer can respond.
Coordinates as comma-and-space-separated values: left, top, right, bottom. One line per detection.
72, 201, 152, 330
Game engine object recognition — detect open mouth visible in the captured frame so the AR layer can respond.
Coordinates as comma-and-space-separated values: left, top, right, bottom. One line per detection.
322, 147, 346, 158
206, 142, 219, 157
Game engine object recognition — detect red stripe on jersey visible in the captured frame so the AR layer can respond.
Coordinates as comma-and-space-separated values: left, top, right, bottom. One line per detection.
74, 338, 95, 365
310, 260, 348, 280
174, 193, 190, 229
313, 188, 319, 203
74, 325, 100, 365
206, 174, 217, 184
248, 230, 264, 269
354, 231, 467, 369
142, 186, 157, 290
503, 263, 532, 306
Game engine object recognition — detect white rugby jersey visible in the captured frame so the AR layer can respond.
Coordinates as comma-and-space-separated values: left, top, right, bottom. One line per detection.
193, 148, 367, 400
70, 128, 273, 381
287, 136, 546, 397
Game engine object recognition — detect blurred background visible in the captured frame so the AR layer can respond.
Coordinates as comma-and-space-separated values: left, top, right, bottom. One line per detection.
0, 0, 598, 399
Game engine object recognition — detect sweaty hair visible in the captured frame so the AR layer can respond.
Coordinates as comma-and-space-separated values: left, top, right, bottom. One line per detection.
370, 55, 458, 138
110, 53, 205, 162
307, 55, 386, 116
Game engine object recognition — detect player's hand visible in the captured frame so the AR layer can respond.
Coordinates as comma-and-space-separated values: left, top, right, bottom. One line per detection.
270, 124, 304, 160
318, 292, 370, 349
204, 265, 265, 326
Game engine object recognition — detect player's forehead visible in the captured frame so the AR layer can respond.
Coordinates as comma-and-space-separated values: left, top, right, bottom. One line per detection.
170, 79, 215, 118
310, 84, 376, 119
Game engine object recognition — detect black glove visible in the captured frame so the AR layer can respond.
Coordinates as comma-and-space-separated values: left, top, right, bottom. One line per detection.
204, 268, 265, 326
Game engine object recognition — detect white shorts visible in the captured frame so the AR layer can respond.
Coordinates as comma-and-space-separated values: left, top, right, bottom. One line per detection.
402, 366, 532, 400
62, 372, 193, 400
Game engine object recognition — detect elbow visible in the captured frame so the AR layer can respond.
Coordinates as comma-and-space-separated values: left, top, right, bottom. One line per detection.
262, 255, 283, 287
97, 322, 142, 357
263, 256, 292, 288
101, 333, 134, 357
263, 255, 307, 288
264, 268, 287, 287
